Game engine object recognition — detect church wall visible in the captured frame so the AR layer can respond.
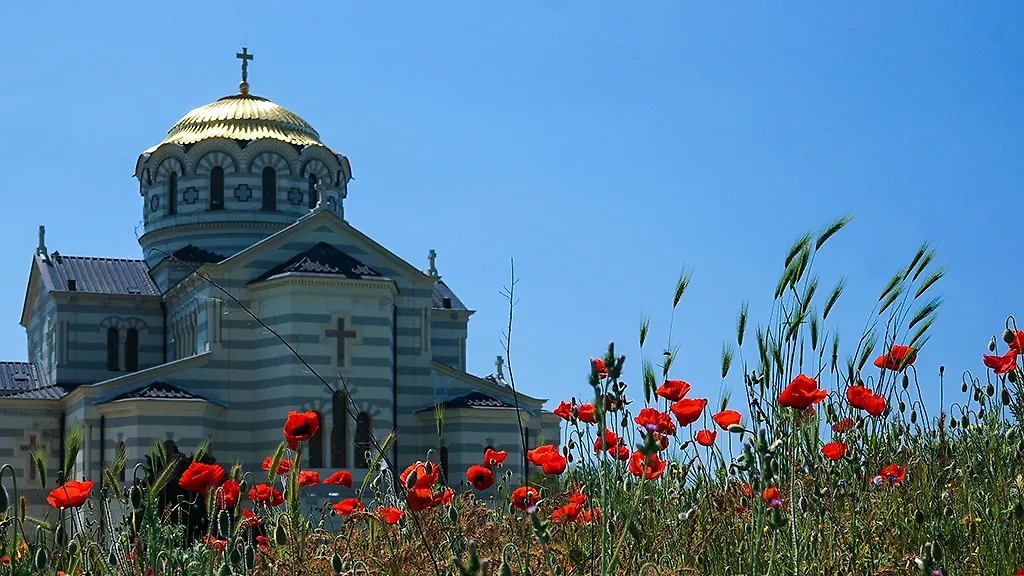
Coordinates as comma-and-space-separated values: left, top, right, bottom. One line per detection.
430, 312, 468, 369
0, 401, 66, 520
56, 298, 164, 385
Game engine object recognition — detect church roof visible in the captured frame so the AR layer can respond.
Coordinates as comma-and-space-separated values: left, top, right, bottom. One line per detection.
145, 93, 327, 154
1, 385, 67, 400
36, 254, 159, 296
98, 382, 216, 404
251, 242, 385, 284
432, 280, 468, 311
417, 390, 520, 413
0, 361, 46, 395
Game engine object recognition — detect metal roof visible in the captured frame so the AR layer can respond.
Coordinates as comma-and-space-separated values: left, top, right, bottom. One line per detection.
417, 390, 520, 413
251, 242, 384, 284
0, 361, 46, 395
2, 385, 67, 400
432, 280, 468, 311
99, 381, 214, 404
37, 254, 159, 296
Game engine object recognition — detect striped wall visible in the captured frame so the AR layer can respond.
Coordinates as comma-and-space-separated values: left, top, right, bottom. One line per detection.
431, 311, 468, 370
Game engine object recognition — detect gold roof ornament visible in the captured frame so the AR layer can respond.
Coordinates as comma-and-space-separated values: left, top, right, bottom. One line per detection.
144, 47, 330, 154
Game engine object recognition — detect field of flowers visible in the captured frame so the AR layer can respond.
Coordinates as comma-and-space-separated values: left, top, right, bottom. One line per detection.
3, 217, 1024, 575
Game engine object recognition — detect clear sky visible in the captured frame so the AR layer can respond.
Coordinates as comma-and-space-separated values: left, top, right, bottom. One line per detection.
1, 2, 1021, 417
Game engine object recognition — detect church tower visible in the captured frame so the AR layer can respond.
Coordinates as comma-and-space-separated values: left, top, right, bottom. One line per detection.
135, 48, 353, 274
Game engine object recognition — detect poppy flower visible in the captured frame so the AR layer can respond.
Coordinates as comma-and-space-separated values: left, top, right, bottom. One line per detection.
484, 448, 507, 467
846, 385, 886, 417
655, 379, 691, 402
467, 465, 494, 490
241, 508, 262, 527
400, 461, 439, 490
612, 444, 631, 461
553, 401, 574, 421
669, 398, 708, 427
332, 497, 364, 516
261, 457, 291, 475
297, 470, 320, 487
653, 432, 671, 451
438, 488, 454, 504
576, 403, 597, 424
204, 536, 228, 553
406, 488, 437, 512
591, 358, 608, 379
0, 557, 8, 565
628, 451, 667, 480
323, 470, 353, 487
215, 480, 240, 509
984, 350, 1018, 375
712, 409, 742, 430
831, 417, 856, 433
600, 394, 624, 413
528, 445, 568, 475
593, 429, 619, 453
777, 374, 827, 410
873, 345, 917, 371
179, 462, 225, 494
552, 501, 583, 523
762, 486, 781, 506
247, 484, 284, 507
282, 411, 320, 450
821, 442, 847, 461
880, 464, 906, 485
634, 408, 676, 435
578, 507, 601, 524
695, 429, 717, 447
377, 507, 403, 525
46, 480, 93, 509
510, 485, 540, 511
1008, 330, 1024, 352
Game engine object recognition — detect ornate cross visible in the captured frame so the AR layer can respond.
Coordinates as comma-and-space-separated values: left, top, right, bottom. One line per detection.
427, 250, 438, 277
236, 47, 254, 84
495, 355, 505, 378
325, 319, 358, 366
19, 434, 38, 480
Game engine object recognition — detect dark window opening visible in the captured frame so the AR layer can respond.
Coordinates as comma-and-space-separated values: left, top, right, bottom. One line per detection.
125, 328, 139, 372
116, 441, 126, 482
106, 328, 119, 371
309, 410, 324, 468
308, 174, 319, 209
167, 172, 177, 215
354, 412, 372, 469
331, 392, 348, 468
261, 167, 277, 211
210, 166, 224, 210
440, 446, 449, 481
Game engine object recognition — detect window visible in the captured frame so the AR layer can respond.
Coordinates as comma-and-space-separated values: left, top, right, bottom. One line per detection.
209, 166, 224, 210
309, 410, 324, 468
167, 172, 177, 215
308, 174, 318, 209
354, 412, 372, 469
523, 427, 530, 475
261, 167, 277, 211
125, 328, 139, 372
440, 446, 449, 481
106, 328, 119, 371
331, 392, 348, 468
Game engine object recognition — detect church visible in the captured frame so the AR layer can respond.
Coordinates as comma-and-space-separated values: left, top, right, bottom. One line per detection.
0, 49, 560, 511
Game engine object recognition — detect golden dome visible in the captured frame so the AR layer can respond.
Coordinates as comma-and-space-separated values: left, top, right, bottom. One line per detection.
145, 93, 325, 153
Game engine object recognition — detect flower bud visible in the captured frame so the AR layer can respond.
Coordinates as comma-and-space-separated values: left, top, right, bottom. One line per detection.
910, 409, 918, 424
1014, 502, 1024, 520
274, 522, 288, 546
1005, 329, 1016, 344
1010, 370, 1019, 383
961, 382, 968, 393
961, 415, 970, 428
331, 552, 344, 574
901, 374, 909, 390
35, 547, 49, 571
914, 509, 925, 524
987, 383, 996, 398
898, 400, 906, 413
990, 337, 998, 352
727, 424, 745, 434
1004, 388, 1012, 406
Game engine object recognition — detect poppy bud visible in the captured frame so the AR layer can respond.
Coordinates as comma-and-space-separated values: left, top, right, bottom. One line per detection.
987, 383, 995, 398
961, 415, 970, 428
499, 561, 513, 576
130, 485, 143, 510
901, 374, 909, 390
0, 483, 7, 513
274, 522, 287, 546
1011, 370, 1019, 383
229, 546, 242, 568
1004, 389, 1012, 406
1014, 502, 1024, 520
910, 410, 917, 424
727, 424, 745, 434
914, 509, 925, 524
931, 540, 944, 562
217, 561, 231, 576
449, 505, 459, 523
331, 551, 344, 574
107, 549, 119, 567
961, 382, 968, 393
949, 418, 958, 429
990, 337, 998, 352
1004, 329, 1016, 344
217, 511, 231, 538
244, 545, 255, 570
34, 546, 48, 571
978, 407, 985, 419
898, 400, 906, 413
238, 480, 248, 495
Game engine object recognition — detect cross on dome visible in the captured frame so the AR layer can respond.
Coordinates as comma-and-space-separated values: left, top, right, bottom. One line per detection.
236, 46, 254, 94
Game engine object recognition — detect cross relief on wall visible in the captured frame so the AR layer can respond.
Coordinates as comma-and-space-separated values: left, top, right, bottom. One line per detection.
234, 184, 253, 202
325, 318, 359, 367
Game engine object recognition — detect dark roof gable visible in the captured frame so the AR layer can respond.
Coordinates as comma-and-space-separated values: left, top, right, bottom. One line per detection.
170, 245, 226, 264
432, 280, 468, 311
417, 390, 519, 413
36, 254, 159, 296
251, 242, 384, 284
99, 381, 213, 404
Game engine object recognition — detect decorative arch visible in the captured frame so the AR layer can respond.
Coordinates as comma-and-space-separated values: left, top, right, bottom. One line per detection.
251, 152, 291, 176
242, 139, 300, 175
301, 158, 333, 185
195, 151, 238, 176
188, 139, 242, 175
140, 143, 191, 179
155, 157, 185, 182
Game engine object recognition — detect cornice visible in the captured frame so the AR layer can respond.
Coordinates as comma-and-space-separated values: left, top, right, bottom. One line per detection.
248, 274, 398, 295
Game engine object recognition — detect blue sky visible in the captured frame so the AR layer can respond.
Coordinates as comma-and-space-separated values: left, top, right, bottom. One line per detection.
1, 2, 1021, 418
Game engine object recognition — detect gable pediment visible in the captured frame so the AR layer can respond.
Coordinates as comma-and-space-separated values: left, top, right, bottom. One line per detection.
250, 242, 384, 284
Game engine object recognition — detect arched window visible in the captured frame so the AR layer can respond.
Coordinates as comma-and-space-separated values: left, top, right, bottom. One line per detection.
125, 328, 139, 372
309, 410, 324, 469
106, 327, 119, 371
116, 441, 126, 482
308, 174, 319, 209
354, 412, 372, 469
209, 166, 224, 210
167, 172, 177, 215
523, 427, 530, 475
261, 167, 277, 211
330, 392, 348, 468
440, 446, 449, 481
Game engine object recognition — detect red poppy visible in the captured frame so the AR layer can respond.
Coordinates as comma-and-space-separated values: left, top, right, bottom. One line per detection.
880, 464, 906, 485
778, 374, 827, 410
552, 501, 583, 523
247, 484, 284, 507
0, 556, 8, 565
653, 432, 671, 451
821, 442, 847, 461
577, 403, 597, 424
261, 457, 291, 475
846, 385, 886, 417
655, 379, 691, 402
46, 480, 93, 509
591, 358, 608, 379
438, 488, 454, 504
612, 444, 631, 461
323, 470, 353, 487
553, 401, 574, 421
377, 507, 403, 525
527, 444, 567, 475
215, 480, 240, 510
241, 508, 262, 527
297, 470, 320, 487
762, 486, 780, 504
634, 408, 676, 435
400, 461, 439, 490
466, 465, 494, 490
669, 398, 707, 427
283, 411, 320, 450
831, 417, 856, 433
1014, 570, 1024, 576
873, 344, 917, 371
1008, 330, 1024, 353
695, 429, 717, 447
332, 497, 364, 516
600, 394, 624, 413
406, 488, 436, 512
578, 507, 601, 524
628, 451, 667, 480
483, 448, 507, 467
204, 536, 228, 553
593, 429, 619, 453
984, 350, 1018, 375
179, 462, 225, 495
510, 486, 540, 511
712, 409, 742, 430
